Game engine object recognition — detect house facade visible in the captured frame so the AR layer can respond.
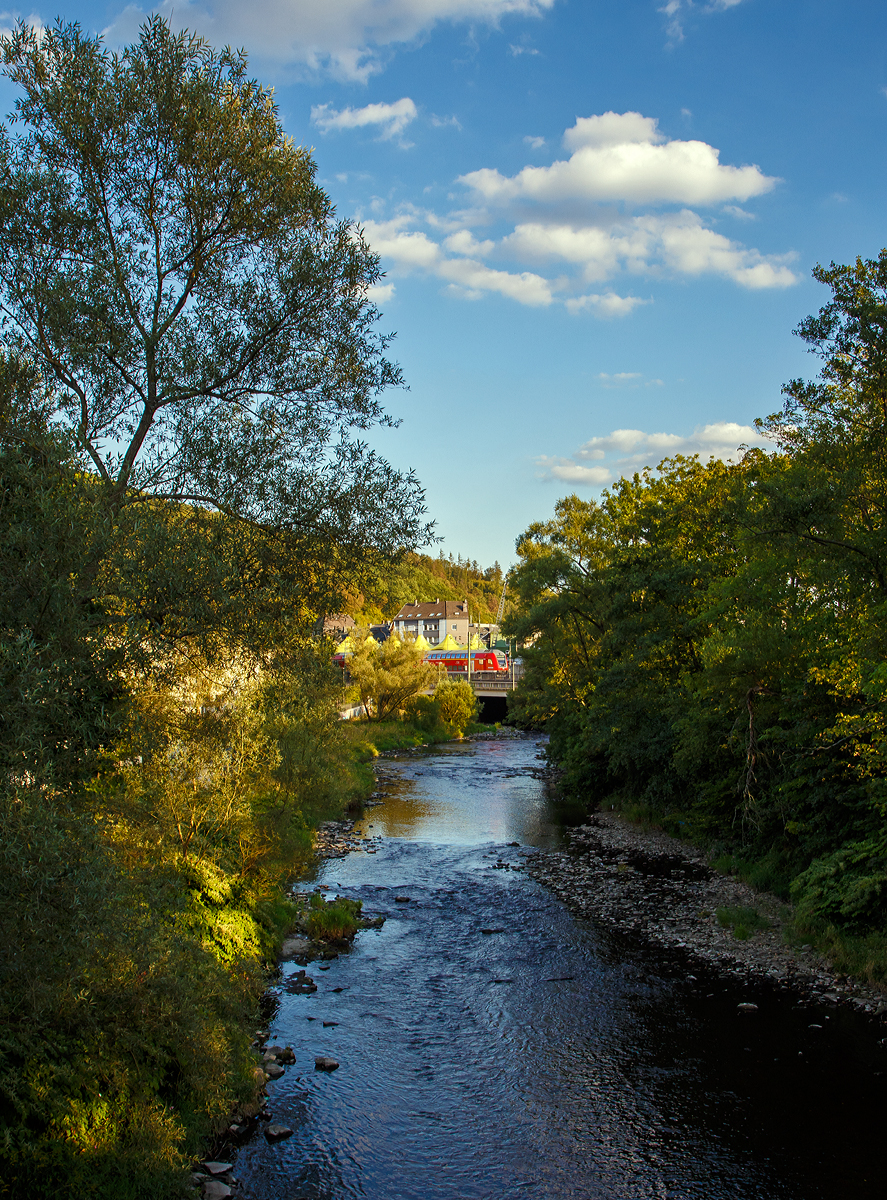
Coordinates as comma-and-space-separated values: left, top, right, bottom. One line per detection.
390, 599, 470, 646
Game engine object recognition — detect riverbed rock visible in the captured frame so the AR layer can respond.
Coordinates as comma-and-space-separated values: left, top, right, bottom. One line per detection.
315, 1056, 339, 1071
203, 1162, 233, 1175
264, 1123, 294, 1141
286, 968, 317, 994
265, 1063, 285, 1080
201, 1181, 232, 1200
281, 935, 313, 958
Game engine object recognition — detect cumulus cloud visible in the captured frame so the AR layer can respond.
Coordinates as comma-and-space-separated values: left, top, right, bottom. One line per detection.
104, 0, 554, 80
538, 421, 772, 486
362, 217, 553, 306
564, 292, 650, 317
459, 110, 777, 207
360, 110, 796, 312
0, 11, 44, 39
367, 281, 396, 304
311, 98, 418, 142
503, 210, 796, 289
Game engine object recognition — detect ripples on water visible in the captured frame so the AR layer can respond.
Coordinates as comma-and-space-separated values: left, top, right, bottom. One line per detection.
234, 735, 887, 1200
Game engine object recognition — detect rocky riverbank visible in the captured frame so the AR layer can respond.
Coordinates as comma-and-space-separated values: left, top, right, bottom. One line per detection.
524, 812, 887, 1020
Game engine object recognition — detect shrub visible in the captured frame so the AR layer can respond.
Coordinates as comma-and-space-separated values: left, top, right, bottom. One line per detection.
434, 678, 478, 736
304, 894, 363, 942
716, 905, 771, 940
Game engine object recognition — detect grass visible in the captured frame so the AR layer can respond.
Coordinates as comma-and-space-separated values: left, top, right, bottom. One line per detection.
716, 905, 772, 940
339, 716, 499, 759
787, 920, 887, 986
303, 893, 364, 942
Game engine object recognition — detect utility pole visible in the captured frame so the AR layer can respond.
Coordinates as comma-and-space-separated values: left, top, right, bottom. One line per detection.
467, 602, 471, 684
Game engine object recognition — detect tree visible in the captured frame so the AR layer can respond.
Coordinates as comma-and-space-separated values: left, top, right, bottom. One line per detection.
347, 631, 434, 721
0, 18, 429, 599
434, 678, 478, 736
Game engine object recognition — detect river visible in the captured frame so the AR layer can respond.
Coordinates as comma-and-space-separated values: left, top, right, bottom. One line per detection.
233, 733, 887, 1200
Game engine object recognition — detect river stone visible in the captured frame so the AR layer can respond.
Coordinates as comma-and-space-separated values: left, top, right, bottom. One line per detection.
737, 1002, 759, 1012
203, 1162, 233, 1175
265, 1063, 285, 1079
394, 895, 411, 903
278, 1046, 296, 1064
315, 1056, 339, 1071
202, 1181, 232, 1200
281, 936, 313, 958
265, 1123, 293, 1141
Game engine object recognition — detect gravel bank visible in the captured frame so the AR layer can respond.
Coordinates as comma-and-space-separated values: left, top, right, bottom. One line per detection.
524, 812, 887, 1020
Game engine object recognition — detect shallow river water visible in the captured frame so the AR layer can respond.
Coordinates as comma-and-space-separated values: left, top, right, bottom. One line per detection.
234, 734, 887, 1200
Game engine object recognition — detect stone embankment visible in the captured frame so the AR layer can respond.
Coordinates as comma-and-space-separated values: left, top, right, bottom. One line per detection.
524, 812, 887, 1019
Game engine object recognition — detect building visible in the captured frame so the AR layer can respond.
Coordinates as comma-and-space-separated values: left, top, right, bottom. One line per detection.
390, 598, 469, 646
313, 613, 355, 640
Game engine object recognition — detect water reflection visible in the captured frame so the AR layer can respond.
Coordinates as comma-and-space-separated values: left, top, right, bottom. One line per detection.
358, 737, 563, 846
233, 734, 887, 1200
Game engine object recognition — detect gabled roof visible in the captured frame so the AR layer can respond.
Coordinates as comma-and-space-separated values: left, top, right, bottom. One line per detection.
392, 598, 468, 621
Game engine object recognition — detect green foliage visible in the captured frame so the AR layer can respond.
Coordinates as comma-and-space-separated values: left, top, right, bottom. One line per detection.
434, 677, 479, 736
304, 893, 363, 942
506, 249, 887, 950
355, 550, 505, 623
0, 16, 430, 620
716, 906, 772, 940
347, 629, 435, 720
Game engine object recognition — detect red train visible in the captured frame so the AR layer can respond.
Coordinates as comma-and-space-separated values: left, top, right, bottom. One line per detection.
425, 649, 509, 673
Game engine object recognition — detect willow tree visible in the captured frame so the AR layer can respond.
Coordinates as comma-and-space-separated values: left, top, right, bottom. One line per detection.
0, 17, 428, 626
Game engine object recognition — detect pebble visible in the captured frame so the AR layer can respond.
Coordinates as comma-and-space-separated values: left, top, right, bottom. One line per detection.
315, 1056, 339, 1071
201, 1182, 232, 1200
525, 813, 887, 1017
264, 1123, 294, 1141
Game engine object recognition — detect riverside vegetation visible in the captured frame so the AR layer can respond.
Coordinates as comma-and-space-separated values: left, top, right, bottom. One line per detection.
506, 251, 887, 986
0, 17, 451, 1198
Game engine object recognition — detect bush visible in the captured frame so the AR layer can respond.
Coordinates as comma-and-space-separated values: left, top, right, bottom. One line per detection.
434, 678, 478, 736
304, 893, 363, 942
716, 905, 771, 940
791, 837, 887, 931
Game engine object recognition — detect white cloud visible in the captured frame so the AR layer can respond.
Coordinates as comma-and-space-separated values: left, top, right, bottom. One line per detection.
508, 42, 539, 54
595, 372, 664, 388
459, 111, 777, 207
723, 204, 755, 220
503, 210, 797, 289
0, 11, 44, 39
363, 216, 553, 306
660, 0, 747, 43
311, 98, 418, 142
367, 281, 396, 303
105, 0, 554, 80
523, 135, 546, 148
565, 292, 650, 318
538, 420, 772, 486
438, 258, 553, 305
360, 111, 796, 312
442, 230, 495, 256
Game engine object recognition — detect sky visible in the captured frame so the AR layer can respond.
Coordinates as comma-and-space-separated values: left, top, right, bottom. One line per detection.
4, 0, 886, 568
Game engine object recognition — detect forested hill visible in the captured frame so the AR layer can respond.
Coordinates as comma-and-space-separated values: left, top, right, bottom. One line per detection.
505, 251, 887, 982
354, 552, 506, 625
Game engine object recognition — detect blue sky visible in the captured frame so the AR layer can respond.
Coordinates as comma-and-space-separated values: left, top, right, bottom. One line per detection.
6, 0, 886, 567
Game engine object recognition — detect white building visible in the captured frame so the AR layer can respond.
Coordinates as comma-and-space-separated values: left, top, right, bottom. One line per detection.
390, 598, 470, 645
